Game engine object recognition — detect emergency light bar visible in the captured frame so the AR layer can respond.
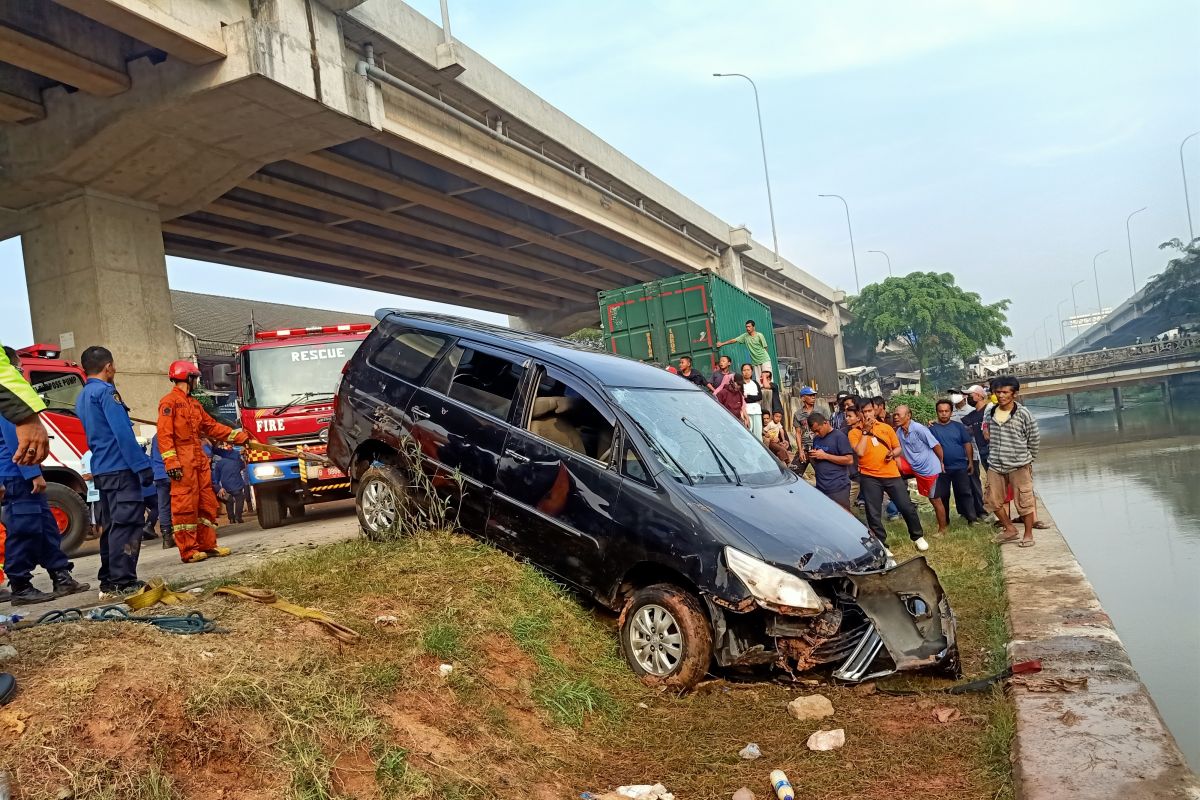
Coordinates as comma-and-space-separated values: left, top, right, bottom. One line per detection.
17, 344, 63, 360
254, 323, 372, 340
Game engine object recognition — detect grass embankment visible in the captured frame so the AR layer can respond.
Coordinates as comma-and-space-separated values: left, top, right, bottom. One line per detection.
0, 516, 1011, 800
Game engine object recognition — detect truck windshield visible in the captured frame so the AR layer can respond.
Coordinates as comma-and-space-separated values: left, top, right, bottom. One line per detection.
241, 341, 362, 409
610, 388, 787, 486
29, 370, 85, 413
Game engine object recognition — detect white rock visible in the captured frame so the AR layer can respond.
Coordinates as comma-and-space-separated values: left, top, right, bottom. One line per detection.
787, 693, 834, 720
0, 645, 17, 663
438, 663, 454, 678
806, 728, 846, 751
732, 789, 756, 800
738, 742, 761, 760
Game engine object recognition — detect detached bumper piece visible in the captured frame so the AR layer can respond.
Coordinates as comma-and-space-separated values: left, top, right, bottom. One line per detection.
834, 556, 959, 681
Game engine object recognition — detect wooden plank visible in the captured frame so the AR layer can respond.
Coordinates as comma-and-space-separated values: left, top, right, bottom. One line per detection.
0, 90, 45, 122
52, 0, 226, 65
165, 242, 524, 316
205, 198, 597, 304
290, 151, 657, 283
162, 219, 544, 309
0, 23, 130, 96
240, 173, 611, 291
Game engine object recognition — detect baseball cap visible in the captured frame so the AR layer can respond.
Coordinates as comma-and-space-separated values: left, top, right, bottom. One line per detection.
799, 386, 817, 395
965, 384, 986, 396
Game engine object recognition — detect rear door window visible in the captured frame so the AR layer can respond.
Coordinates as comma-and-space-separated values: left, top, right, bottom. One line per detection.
425, 343, 525, 421
369, 329, 449, 383
526, 369, 615, 463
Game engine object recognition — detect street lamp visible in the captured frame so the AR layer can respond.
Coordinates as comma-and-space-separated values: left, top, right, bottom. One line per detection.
819, 194, 861, 292
713, 73, 780, 267
1092, 249, 1108, 313
1056, 298, 1069, 350
1042, 314, 1054, 357
1125, 206, 1147, 293
867, 249, 892, 276
1070, 279, 1086, 317
1180, 130, 1200, 243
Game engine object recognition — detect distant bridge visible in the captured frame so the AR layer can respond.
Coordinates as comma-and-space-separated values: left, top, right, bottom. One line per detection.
1009, 335, 1200, 406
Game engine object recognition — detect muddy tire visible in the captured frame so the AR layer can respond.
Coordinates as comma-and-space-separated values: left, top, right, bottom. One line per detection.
356, 464, 410, 541
46, 482, 88, 556
619, 583, 713, 689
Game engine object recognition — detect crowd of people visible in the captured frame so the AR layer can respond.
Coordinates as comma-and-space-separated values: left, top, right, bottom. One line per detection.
668, 327, 1044, 555
0, 345, 254, 606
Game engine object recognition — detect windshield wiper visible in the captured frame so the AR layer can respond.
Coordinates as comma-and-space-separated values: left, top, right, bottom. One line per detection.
628, 418, 695, 485
272, 391, 334, 416
680, 416, 742, 486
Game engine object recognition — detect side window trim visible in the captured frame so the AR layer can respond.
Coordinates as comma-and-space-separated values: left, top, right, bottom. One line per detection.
366, 325, 452, 385
421, 339, 530, 425
618, 427, 656, 486
521, 363, 617, 469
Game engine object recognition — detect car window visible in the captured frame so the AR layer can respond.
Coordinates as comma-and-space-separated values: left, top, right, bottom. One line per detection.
426, 344, 524, 420
621, 440, 651, 483
527, 370, 615, 463
370, 329, 448, 382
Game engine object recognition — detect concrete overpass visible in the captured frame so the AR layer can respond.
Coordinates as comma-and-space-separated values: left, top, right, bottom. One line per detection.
1009, 334, 1200, 406
0, 0, 847, 414
1055, 284, 1177, 356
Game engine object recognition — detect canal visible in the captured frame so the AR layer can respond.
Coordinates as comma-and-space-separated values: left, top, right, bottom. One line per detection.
1032, 395, 1200, 770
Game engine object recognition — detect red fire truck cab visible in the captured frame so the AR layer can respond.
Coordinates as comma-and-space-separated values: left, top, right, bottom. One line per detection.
12, 345, 94, 555
236, 324, 371, 528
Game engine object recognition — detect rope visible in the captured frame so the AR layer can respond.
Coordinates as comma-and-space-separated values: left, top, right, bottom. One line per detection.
13, 604, 222, 635
214, 585, 360, 644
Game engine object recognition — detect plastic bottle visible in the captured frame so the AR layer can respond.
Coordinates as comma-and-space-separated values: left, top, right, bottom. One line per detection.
769, 770, 795, 800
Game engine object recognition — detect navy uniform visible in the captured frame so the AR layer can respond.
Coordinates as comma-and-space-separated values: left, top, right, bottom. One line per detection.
0, 416, 90, 604
75, 377, 153, 594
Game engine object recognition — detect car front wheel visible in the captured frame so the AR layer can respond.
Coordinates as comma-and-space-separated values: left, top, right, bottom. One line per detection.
355, 464, 410, 541
620, 583, 713, 688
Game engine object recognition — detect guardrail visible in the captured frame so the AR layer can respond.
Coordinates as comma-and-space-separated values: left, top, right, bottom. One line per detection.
1008, 334, 1200, 380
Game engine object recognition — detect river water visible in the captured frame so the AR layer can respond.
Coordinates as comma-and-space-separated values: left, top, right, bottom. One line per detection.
1031, 396, 1200, 770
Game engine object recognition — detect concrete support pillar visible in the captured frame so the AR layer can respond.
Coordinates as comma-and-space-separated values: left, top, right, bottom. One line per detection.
717, 245, 746, 289
1112, 386, 1123, 410
1065, 393, 1076, 416
509, 302, 600, 339
1162, 380, 1171, 405
21, 191, 177, 416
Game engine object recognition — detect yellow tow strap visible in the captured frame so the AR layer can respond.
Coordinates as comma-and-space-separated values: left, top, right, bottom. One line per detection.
214, 585, 360, 644
123, 577, 195, 610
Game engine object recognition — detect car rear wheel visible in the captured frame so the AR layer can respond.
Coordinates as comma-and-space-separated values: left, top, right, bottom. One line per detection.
620, 583, 713, 688
46, 483, 87, 556
356, 464, 410, 541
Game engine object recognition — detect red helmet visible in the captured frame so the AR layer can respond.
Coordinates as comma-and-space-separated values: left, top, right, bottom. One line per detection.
168, 360, 200, 381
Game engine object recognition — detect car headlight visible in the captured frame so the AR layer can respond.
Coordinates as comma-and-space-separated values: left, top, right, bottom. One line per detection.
253, 464, 283, 479
724, 547, 824, 613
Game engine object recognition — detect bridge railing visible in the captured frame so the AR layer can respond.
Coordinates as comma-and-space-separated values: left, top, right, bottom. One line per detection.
1008, 334, 1200, 381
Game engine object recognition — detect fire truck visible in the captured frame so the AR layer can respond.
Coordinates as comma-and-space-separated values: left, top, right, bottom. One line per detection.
11, 345, 94, 555
228, 324, 371, 529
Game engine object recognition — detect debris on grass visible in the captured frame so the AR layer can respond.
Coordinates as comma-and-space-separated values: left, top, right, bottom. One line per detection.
738, 742, 761, 760
374, 614, 400, 626
933, 706, 963, 723
786, 693, 834, 720
438, 663, 454, 678
805, 728, 846, 751
732, 788, 756, 800
614, 783, 674, 800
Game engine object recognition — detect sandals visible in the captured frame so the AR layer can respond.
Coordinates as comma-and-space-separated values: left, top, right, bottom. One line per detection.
1018, 539, 1036, 548
992, 531, 1021, 545
1032, 520, 1050, 530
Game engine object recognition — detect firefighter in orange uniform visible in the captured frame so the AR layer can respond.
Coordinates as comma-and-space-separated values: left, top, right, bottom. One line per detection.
157, 361, 253, 563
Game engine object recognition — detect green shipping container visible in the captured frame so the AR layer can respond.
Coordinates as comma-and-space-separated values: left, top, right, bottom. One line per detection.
599, 272, 778, 378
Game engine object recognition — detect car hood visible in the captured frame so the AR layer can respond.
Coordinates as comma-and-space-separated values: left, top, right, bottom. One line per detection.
684, 477, 887, 577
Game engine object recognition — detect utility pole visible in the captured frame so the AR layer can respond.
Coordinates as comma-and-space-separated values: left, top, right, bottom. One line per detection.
867, 249, 892, 276
1092, 250, 1108, 314
1125, 206, 1147, 293
1181, 130, 1200, 242
819, 194, 860, 293
714, 73, 781, 267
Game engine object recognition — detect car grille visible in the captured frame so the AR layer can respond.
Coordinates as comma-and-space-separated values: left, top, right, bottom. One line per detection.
268, 433, 324, 448
831, 624, 894, 682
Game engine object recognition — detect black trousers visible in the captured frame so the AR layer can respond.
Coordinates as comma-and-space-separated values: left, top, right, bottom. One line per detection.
223, 488, 245, 523
967, 464, 986, 518
155, 478, 173, 537
859, 474, 923, 542
935, 468, 978, 522
1, 477, 71, 585
94, 470, 143, 590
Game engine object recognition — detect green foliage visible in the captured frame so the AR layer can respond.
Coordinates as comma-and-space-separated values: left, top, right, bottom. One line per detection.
886, 392, 937, 424
1143, 239, 1200, 323
846, 272, 1011, 377
565, 327, 604, 349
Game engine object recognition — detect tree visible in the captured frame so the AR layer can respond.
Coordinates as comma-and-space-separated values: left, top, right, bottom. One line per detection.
845, 272, 1011, 382
1142, 239, 1200, 323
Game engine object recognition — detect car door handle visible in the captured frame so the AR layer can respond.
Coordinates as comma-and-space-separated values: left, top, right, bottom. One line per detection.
505, 448, 530, 464
411, 406, 431, 420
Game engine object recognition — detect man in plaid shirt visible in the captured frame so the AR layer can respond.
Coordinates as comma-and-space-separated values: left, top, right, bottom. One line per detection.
984, 375, 1041, 547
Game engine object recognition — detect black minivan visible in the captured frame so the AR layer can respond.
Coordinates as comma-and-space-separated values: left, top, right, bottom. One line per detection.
329, 312, 957, 687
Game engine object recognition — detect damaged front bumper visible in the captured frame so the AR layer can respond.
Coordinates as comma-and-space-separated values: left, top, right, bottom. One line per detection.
706, 556, 959, 682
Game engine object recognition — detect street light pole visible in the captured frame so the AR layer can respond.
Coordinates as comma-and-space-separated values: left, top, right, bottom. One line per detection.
714, 73, 780, 266
1092, 249, 1108, 313
1125, 206, 1147, 293
819, 193, 860, 292
1070, 279, 1086, 318
867, 249, 892, 277
1042, 314, 1054, 357
1056, 298, 1069, 350
1181, 130, 1200, 243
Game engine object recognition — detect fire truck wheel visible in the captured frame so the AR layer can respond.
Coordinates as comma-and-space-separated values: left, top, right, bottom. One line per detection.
284, 497, 306, 519
46, 483, 88, 556
356, 464, 410, 541
256, 487, 284, 530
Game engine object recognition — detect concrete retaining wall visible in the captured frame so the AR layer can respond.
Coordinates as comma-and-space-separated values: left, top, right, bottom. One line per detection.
1002, 500, 1199, 799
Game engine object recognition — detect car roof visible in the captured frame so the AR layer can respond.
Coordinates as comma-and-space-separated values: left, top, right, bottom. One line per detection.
377, 310, 696, 391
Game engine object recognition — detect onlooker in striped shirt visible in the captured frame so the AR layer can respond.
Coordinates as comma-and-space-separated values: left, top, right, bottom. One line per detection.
984, 375, 1041, 547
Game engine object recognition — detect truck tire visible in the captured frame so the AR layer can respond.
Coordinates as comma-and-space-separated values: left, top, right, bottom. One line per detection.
355, 463, 410, 541
284, 496, 306, 519
619, 583, 713, 689
256, 487, 284, 530
46, 483, 88, 556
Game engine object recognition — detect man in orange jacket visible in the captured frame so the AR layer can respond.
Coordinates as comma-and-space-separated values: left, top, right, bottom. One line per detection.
157, 361, 252, 563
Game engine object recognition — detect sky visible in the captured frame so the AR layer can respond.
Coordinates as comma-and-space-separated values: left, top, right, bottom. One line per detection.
1, 0, 1197, 360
